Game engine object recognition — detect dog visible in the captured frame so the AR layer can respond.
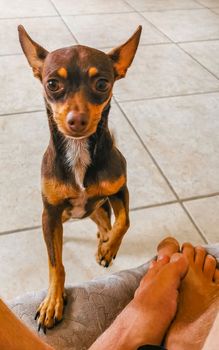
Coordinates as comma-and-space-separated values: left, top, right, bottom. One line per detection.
18, 24, 142, 332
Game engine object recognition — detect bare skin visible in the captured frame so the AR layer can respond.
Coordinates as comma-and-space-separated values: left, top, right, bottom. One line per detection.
2, 238, 219, 350
165, 243, 219, 350
89, 237, 188, 349
0, 299, 54, 350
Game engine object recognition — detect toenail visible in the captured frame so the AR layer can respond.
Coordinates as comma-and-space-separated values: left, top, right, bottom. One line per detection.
182, 242, 192, 248
157, 254, 165, 261
195, 245, 205, 251
207, 254, 216, 261
182, 242, 194, 251
171, 253, 183, 262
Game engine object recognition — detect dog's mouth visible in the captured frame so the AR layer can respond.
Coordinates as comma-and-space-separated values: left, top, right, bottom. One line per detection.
61, 124, 99, 140
65, 131, 94, 140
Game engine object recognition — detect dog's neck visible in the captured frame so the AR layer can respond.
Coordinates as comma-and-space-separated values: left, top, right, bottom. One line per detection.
64, 138, 90, 190
45, 101, 113, 189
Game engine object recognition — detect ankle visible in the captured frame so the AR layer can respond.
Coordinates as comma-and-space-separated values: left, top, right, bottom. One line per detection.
115, 301, 164, 348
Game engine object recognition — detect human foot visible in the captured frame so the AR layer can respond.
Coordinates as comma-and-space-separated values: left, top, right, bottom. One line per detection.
128, 238, 186, 348
165, 243, 219, 350
89, 237, 188, 350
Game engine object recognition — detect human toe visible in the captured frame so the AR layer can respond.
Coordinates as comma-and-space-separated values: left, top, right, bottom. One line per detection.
214, 268, 219, 283
203, 254, 217, 281
157, 237, 180, 260
195, 246, 207, 270
182, 242, 195, 264
162, 253, 189, 287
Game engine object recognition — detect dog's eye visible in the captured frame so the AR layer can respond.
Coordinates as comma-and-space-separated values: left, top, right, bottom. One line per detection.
95, 79, 109, 92
47, 79, 60, 92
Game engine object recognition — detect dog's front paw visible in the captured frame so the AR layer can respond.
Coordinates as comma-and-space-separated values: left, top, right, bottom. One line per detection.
96, 239, 121, 267
35, 289, 66, 332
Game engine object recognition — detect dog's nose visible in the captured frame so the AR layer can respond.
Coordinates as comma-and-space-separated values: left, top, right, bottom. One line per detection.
67, 111, 88, 133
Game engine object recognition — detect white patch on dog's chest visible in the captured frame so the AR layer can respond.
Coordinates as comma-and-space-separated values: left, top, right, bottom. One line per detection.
64, 138, 105, 219
65, 138, 91, 191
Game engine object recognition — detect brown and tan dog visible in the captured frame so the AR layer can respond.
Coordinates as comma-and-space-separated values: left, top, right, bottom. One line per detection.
18, 25, 142, 332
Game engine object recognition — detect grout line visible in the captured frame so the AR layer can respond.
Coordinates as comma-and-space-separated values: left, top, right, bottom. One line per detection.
134, 3, 219, 84
210, 8, 219, 15
48, 0, 79, 44
61, 10, 136, 17
193, 0, 205, 6
182, 192, 219, 202
132, 2, 219, 85
117, 90, 219, 104
0, 15, 59, 20
115, 99, 179, 196
0, 109, 44, 117
124, 0, 205, 12
0, 53, 23, 57
115, 98, 209, 243
2, 91, 219, 119
141, 8, 207, 13
2, 39, 219, 59
1, 6, 213, 20
2, 192, 218, 237
194, 0, 217, 12
59, 17, 79, 44
0, 42, 173, 58
0, 225, 41, 236
1, 38, 219, 59
1, 38, 219, 58
180, 203, 209, 243
123, 0, 173, 42
177, 44, 219, 81
97, 42, 173, 51
130, 200, 178, 211
177, 38, 219, 44
0, 202, 178, 236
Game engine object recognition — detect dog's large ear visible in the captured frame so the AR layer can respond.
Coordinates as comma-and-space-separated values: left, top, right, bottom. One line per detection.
18, 25, 48, 80
108, 25, 142, 80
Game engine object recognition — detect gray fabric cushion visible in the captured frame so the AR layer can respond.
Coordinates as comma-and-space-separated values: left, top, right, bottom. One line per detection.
9, 244, 219, 350
9, 263, 149, 350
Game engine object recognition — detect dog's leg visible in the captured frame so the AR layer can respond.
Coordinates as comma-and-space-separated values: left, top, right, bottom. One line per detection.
35, 204, 65, 331
90, 200, 112, 256
62, 208, 72, 223
96, 186, 129, 267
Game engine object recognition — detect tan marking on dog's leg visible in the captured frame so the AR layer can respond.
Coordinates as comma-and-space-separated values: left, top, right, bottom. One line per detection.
62, 209, 71, 223
35, 207, 65, 331
90, 202, 112, 262
96, 186, 129, 267
90, 205, 112, 241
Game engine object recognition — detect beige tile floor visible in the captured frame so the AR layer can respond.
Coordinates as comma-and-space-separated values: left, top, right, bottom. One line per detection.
0, 0, 219, 300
